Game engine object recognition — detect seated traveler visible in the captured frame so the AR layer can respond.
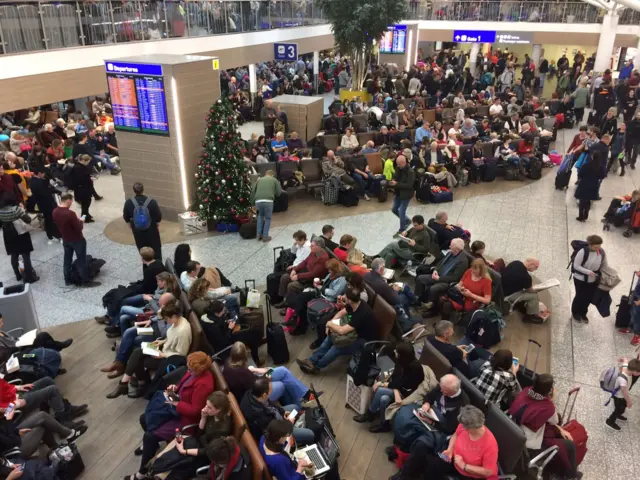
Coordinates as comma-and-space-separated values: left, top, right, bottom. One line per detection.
415, 238, 469, 313
188, 277, 212, 319
319, 224, 339, 251
223, 342, 314, 409
296, 286, 378, 373
0, 313, 72, 362
427, 211, 468, 251
202, 436, 251, 480
180, 260, 239, 314
321, 151, 355, 187
150, 391, 232, 478
391, 405, 498, 480
354, 342, 425, 433
95, 247, 166, 326
451, 258, 493, 315
104, 269, 181, 338
508, 374, 581, 480
100, 292, 175, 379
290, 230, 312, 268
174, 243, 192, 278
377, 215, 439, 268
275, 237, 329, 309
240, 377, 315, 446
364, 258, 404, 307
502, 258, 542, 323
472, 349, 522, 405
271, 132, 288, 160
107, 300, 192, 399
428, 320, 473, 377
260, 420, 340, 480
392, 374, 469, 453
127, 352, 215, 480
333, 234, 353, 262
201, 300, 261, 364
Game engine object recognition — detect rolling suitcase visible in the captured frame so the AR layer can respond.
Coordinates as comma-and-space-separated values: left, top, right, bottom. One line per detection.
415, 175, 431, 203
338, 187, 359, 207
484, 159, 498, 182
555, 170, 571, 190
561, 386, 588, 466
516, 339, 541, 388
528, 158, 542, 180
265, 294, 289, 364
615, 272, 636, 328
239, 221, 257, 239
273, 192, 289, 213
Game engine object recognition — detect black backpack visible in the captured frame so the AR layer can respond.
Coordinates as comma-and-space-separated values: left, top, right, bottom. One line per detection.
348, 343, 380, 387
567, 240, 605, 278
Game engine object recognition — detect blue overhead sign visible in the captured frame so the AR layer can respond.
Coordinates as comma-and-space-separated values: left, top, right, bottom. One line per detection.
452, 30, 496, 43
274, 42, 298, 61
105, 61, 163, 77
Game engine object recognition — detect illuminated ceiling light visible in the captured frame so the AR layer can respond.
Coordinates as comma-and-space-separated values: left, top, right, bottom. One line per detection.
171, 76, 190, 211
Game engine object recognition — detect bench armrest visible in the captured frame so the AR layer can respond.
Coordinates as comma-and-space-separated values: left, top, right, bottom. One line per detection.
6, 328, 25, 337
528, 445, 559, 470
181, 423, 198, 433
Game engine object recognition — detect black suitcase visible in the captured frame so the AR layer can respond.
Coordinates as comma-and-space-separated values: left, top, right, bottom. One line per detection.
516, 339, 541, 388
266, 272, 283, 304
52, 443, 85, 480
415, 175, 431, 203
239, 221, 257, 239
555, 170, 571, 190
484, 160, 497, 182
539, 137, 552, 155
338, 187, 359, 207
528, 158, 542, 180
273, 192, 289, 213
265, 294, 289, 364
615, 273, 636, 328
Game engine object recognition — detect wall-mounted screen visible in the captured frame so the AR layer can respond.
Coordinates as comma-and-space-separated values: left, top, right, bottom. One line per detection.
105, 61, 169, 136
380, 25, 407, 54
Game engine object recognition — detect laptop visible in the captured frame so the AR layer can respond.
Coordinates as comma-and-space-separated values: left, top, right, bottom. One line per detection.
297, 424, 339, 478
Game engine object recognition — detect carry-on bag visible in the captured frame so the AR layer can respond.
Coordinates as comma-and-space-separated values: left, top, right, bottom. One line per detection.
555, 170, 571, 190
239, 221, 257, 239
561, 386, 588, 466
52, 442, 85, 480
615, 272, 636, 328
265, 294, 289, 364
273, 192, 289, 212
516, 339, 541, 388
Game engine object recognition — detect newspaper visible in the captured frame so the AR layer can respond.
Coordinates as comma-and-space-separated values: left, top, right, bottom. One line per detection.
530, 278, 560, 293
15, 329, 38, 348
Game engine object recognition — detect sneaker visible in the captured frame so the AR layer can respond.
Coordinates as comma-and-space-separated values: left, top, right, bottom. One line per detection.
618, 328, 632, 334
364, 193, 370, 201
618, 414, 628, 422
95, 315, 110, 325
257, 236, 263, 241
631, 335, 640, 346
65, 424, 88, 443
263, 236, 272, 243
56, 404, 88, 422
47, 240, 54, 245
296, 358, 318, 374
94, 195, 104, 201
605, 418, 621, 431
581, 315, 589, 324
353, 411, 374, 423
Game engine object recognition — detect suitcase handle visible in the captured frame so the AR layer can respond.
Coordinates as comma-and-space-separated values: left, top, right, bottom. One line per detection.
562, 385, 581, 424
522, 339, 542, 376
264, 294, 273, 325
273, 246, 284, 267
245, 279, 256, 291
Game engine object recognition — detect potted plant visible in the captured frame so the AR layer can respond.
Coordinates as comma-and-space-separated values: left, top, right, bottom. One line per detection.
316, 0, 407, 102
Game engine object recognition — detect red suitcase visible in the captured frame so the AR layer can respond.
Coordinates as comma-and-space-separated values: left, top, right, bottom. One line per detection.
561, 386, 588, 466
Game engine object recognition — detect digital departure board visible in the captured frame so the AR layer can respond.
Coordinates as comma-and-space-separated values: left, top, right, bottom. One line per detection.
105, 61, 169, 136
380, 25, 407, 55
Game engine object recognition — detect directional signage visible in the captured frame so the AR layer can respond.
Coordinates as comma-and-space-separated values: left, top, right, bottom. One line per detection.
274, 42, 298, 61
105, 61, 163, 76
495, 32, 533, 44
452, 30, 496, 43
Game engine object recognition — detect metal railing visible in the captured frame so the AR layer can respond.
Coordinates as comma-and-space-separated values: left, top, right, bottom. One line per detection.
0, 1, 638, 55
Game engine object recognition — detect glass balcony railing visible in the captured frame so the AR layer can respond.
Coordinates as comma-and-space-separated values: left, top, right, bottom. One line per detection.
0, 1, 637, 55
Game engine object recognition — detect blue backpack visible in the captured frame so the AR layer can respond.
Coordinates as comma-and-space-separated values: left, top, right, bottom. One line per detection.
132, 197, 152, 231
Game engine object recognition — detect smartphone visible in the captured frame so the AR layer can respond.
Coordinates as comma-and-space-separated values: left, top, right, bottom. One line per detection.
288, 409, 298, 421
463, 344, 475, 354
265, 368, 274, 377
513, 357, 519, 366
437, 452, 451, 463
4, 403, 15, 418
165, 391, 179, 402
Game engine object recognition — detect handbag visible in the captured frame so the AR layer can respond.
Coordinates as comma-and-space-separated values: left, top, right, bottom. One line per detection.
246, 288, 262, 309
13, 218, 36, 235
330, 316, 358, 348
144, 390, 179, 432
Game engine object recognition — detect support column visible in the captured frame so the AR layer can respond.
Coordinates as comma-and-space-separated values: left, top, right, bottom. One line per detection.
313, 50, 319, 92
634, 36, 640, 70
594, 13, 618, 73
531, 44, 542, 69
469, 43, 481, 76
249, 64, 257, 109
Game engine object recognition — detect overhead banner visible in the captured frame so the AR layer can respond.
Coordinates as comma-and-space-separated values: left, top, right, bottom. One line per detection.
495, 32, 534, 44
452, 30, 496, 43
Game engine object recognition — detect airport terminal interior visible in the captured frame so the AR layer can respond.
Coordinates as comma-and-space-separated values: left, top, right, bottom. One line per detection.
2, 1, 640, 479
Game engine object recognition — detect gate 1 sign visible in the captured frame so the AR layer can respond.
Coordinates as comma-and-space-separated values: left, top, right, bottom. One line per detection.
452, 30, 496, 43
274, 42, 298, 61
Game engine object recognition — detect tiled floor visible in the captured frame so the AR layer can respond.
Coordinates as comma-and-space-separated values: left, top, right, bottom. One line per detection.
3, 119, 640, 478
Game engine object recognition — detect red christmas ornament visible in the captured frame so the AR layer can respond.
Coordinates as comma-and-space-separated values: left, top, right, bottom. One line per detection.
226, 175, 230, 179
210, 108, 213, 113
217, 196, 220, 200
205, 170, 210, 175
203, 153, 208, 158
228, 154, 232, 158
218, 170, 222, 174
204, 198, 209, 202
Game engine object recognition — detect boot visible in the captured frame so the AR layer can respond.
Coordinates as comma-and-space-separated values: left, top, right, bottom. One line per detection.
55, 403, 88, 422
353, 410, 375, 423
369, 420, 391, 433
127, 381, 147, 399
107, 381, 129, 399
101, 360, 124, 374
54, 339, 73, 350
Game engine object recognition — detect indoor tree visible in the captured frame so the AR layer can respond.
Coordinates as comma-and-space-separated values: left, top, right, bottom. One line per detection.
316, 0, 408, 91
193, 98, 252, 222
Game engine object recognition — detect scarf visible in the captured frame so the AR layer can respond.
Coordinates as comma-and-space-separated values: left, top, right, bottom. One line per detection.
508, 387, 555, 432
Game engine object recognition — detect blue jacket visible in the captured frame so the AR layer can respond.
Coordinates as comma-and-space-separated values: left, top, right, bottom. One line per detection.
321, 274, 347, 302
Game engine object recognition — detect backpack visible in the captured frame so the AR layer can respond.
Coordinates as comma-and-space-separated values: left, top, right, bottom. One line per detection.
18, 347, 62, 380
567, 240, 605, 278
132, 197, 152, 231
599, 366, 627, 405
347, 343, 380, 387
465, 306, 505, 348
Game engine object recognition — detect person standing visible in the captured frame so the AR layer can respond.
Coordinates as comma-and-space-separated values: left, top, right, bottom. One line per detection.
389, 155, 415, 234
123, 182, 162, 260
29, 168, 61, 244
0, 192, 39, 283
70, 154, 95, 223
52, 193, 100, 287
251, 170, 281, 243
260, 99, 276, 139
571, 235, 605, 323
570, 80, 589, 124
575, 134, 610, 222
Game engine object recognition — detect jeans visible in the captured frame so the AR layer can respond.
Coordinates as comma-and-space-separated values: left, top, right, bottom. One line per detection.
269, 367, 309, 408
392, 196, 411, 232
63, 238, 88, 284
116, 294, 147, 331
608, 396, 627, 423
283, 405, 315, 446
631, 303, 640, 335
369, 387, 394, 422
22, 377, 65, 415
456, 337, 494, 378
93, 153, 116, 170
571, 278, 597, 318
17, 411, 71, 457
116, 326, 154, 363
309, 336, 365, 370
220, 294, 241, 317
256, 201, 274, 237
378, 241, 415, 268
352, 171, 373, 196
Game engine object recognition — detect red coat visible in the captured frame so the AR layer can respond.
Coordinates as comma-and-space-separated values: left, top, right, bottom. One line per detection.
176, 370, 215, 428
0, 379, 17, 409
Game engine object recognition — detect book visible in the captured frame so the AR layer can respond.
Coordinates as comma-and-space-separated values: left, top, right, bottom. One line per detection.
382, 268, 395, 280
6, 356, 19, 374
412, 409, 433, 430
141, 342, 161, 357
15, 329, 38, 348
530, 278, 560, 293
136, 327, 154, 335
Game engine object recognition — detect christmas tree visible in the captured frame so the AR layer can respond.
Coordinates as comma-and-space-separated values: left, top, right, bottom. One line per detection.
194, 98, 252, 221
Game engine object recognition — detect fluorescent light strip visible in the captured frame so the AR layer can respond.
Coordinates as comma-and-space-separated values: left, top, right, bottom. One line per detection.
406, 29, 413, 71
171, 76, 190, 211
414, 27, 420, 64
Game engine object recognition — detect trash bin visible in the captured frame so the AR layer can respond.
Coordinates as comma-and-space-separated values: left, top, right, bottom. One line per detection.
0, 283, 40, 332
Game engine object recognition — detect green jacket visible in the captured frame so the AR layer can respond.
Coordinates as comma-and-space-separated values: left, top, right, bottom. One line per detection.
406, 226, 437, 255
383, 159, 395, 180
571, 87, 589, 109
251, 175, 282, 204
393, 165, 415, 200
